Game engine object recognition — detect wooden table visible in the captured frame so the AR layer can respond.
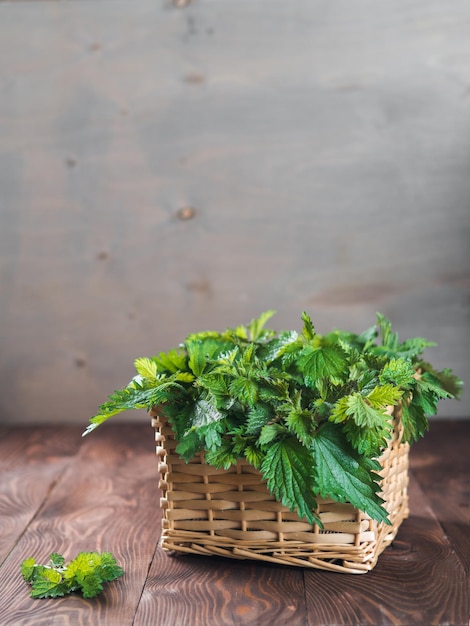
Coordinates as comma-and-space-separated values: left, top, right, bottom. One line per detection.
0, 420, 468, 625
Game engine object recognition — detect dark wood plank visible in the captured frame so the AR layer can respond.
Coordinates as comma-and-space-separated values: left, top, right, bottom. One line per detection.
0, 424, 161, 626
0, 424, 82, 466
303, 472, 468, 626
0, 425, 82, 565
410, 420, 470, 573
135, 549, 307, 626
0, 421, 468, 625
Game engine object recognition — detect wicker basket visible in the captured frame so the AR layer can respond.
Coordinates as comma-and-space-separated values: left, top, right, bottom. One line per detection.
151, 405, 409, 574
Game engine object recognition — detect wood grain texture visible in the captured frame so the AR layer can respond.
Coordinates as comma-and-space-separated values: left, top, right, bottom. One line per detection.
141, 413, 307, 626
0, 426, 82, 565
135, 550, 307, 626
410, 420, 470, 591
0, 424, 161, 626
303, 478, 468, 625
0, 420, 468, 625
0, 0, 469, 424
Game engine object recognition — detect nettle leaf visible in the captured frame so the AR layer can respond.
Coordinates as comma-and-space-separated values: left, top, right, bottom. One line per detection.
174, 372, 195, 384
187, 342, 208, 377
175, 428, 203, 461
280, 341, 304, 368
261, 437, 319, 525
301, 311, 316, 341
356, 369, 380, 394
97, 552, 124, 583
205, 441, 239, 470
258, 375, 290, 403
190, 398, 225, 428
229, 377, 258, 407
397, 337, 436, 358
312, 423, 389, 524
400, 399, 429, 444
20, 558, 36, 582
202, 422, 224, 451
63, 552, 98, 580
244, 444, 264, 469
230, 429, 252, 455
234, 325, 248, 339
258, 423, 287, 446
286, 408, 316, 445
379, 358, 416, 387
240, 343, 256, 367
85, 374, 191, 436
420, 371, 454, 399
345, 393, 391, 428
350, 393, 392, 450
330, 393, 393, 455
245, 404, 273, 435
342, 423, 389, 457
147, 380, 188, 407
83, 385, 158, 434
413, 375, 452, 416
261, 331, 299, 363
357, 323, 378, 347
376, 313, 399, 350
49, 553, 65, 568
329, 396, 349, 423
366, 384, 403, 408
337, 338, 361, 364
175, 399, 226, 459
134, 357, 158, 379
30, 568, 68, 599
247, 310, 276, 341
186, 338, 224, 376
297, 344, 347, 382
429, 366, 463, 398
314, 398, 335, 420
78, 573, 103, 599
197, 374, 233, 410
154, 349, 187, 374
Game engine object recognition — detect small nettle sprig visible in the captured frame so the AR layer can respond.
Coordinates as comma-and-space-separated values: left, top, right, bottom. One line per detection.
21, 552, 124, 599
84, 310, 462, 527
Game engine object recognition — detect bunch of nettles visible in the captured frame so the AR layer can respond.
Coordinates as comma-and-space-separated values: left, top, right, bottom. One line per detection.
84, 310, 463, 527
21, 552, 124, 599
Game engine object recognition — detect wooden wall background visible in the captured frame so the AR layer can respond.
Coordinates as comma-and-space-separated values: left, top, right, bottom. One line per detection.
0, 0, 469, 424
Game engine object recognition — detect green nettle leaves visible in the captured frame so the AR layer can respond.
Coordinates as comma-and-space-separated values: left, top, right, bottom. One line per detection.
261, 437, 319, 524
246, 309, 277, 341
297, 344, 347, 385
329, 378, 405, 457
330, 393, 393, 456
85, 311, 463, 526
21, 552, 123, 599
229, 376, 258, 406
153, 349, 188, 374
312, 424, 389, 523
367, 384, 404, 407
245, 404, 273, 435
134, 357, 158, 379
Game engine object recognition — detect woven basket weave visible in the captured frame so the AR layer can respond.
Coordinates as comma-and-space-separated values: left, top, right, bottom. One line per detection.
151, 404, 409, 574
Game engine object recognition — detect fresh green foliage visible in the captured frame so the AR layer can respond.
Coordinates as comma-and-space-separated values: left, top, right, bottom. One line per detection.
21, 552, 124, 599
85, 311, 463, 527
261, 436, 319, 521
311, 423, 387, 520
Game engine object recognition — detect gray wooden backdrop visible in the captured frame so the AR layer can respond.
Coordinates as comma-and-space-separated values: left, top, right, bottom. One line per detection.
1, 0, 468, 425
